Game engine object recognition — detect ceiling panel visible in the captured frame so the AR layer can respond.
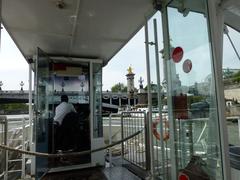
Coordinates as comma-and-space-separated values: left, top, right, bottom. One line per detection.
2, 0, 154, 64
223, 1, 240, 32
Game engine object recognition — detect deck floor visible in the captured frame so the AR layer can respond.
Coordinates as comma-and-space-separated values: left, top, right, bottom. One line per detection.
42, 166, 141, 180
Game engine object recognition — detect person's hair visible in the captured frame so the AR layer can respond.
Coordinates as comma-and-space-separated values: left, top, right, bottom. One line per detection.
61, 95, 68, 102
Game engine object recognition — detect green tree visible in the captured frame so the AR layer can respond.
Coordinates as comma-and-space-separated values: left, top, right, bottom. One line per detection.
111, 83, 127, 92
144, 83, 159, 92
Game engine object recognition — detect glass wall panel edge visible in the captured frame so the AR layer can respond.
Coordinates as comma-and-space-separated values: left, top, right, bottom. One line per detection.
206, 1, 231, 179
160, 5, 178, 180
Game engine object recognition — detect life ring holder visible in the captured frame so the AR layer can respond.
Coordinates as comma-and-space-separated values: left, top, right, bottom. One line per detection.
152, 117, 169, 141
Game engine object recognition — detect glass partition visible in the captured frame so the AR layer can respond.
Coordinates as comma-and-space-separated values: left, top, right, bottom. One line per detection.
164, 0, 224, 179
35, 49, 94, 177
93, 63, 103, 138
35, 48, 54, 178
222, 26, 240, 146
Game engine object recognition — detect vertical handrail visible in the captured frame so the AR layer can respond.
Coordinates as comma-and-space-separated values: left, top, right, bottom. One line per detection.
144, 20, 155, 177
153, 18, 166, 179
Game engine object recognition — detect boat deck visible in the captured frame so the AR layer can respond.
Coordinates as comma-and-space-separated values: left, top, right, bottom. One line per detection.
42, 166, 141, 180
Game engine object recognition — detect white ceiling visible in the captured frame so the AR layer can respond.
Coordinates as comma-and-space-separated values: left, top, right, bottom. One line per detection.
1, 0, 239, 65
223, 1, 240, 32
2, 0, 154, 64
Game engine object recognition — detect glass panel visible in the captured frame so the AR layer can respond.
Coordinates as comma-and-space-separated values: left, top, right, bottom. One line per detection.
35, 48, 54, 178
166, 1, 224, 179
93, 63, 103, 138
147, 13, 170, 179
35, 50, 92, 176
51, 62, 91, 167
223, 26, 240, 146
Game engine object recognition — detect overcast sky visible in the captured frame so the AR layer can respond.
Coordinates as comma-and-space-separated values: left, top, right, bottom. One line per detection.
0, 12, 240, 90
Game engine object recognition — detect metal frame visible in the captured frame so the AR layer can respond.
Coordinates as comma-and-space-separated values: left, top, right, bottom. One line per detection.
90, 61, 94, 151
28, 62, 35, 176
121, 111, 149, 170
160, 3, 178, 179
153, 18, 166, 179
207, 0, 231, 179
33, 53, 104, 174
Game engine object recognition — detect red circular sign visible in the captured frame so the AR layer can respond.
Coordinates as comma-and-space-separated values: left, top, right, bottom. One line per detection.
172, 47, 184, 63
183, 59, 192, 73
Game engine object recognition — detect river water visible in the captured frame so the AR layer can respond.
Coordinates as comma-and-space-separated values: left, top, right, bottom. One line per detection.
1, 114, 240, 146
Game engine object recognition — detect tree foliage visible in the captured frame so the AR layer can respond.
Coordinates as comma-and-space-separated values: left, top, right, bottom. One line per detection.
144, 83, 159, 92
0, 103, 28, 111
111, 83, 127, 92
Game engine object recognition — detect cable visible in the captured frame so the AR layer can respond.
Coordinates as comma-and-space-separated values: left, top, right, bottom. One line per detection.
0, 129, 143, 158
224, 25, 240, 61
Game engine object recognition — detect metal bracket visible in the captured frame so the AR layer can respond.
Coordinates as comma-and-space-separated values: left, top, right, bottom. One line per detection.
153, 0, 163, 11
177, 0, 190, 17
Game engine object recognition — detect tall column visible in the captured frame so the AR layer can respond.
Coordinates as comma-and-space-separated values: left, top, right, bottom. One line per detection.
126, 66, 135, 99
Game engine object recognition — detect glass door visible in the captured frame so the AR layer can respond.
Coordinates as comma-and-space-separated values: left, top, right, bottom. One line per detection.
34, 48, 54, 179
162, 0, 224, 179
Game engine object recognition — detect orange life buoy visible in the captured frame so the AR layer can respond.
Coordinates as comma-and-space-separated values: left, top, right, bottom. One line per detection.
152, 117, 169, 141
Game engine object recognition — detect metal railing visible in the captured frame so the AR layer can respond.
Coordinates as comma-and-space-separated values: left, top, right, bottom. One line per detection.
0, 115, 29, 180
121, 111, 149, 170
152, 111, 170, 179
0, 116, 7, 179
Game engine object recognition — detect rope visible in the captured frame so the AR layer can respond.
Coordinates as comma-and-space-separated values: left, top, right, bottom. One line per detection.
0, 129, 143, 158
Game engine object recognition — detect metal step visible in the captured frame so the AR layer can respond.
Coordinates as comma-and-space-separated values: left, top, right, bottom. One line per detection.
7, 170, 22, 173
8, 159, 22, 162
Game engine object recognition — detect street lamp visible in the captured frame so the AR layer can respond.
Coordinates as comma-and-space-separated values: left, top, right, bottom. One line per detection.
61, 81, 65, 92
79, 74, 86, 92
0, 81, 3, 91
20, 81, 24, 91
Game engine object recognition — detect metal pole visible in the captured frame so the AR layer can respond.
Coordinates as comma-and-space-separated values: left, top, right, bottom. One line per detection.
21, 117, 26, 179
4, 116, 8, 180
153, 18, 166, 179
109, 114, 112, 167
161, 5, 178, 179
144, 21, 154, 177
224, 27, 240, 61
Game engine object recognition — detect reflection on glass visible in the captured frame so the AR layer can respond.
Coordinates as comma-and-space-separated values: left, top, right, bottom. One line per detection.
223, 27, 240, 146
93, 63, 103, 138
166, 1, 224, 179
35, 54, 92, 175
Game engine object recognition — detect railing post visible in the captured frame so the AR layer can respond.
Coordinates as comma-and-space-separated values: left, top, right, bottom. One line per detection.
3, 116, 8, 180
109, 114, 113, 167
121, 112, 124, 161
21, 117, 26, 179
144, 112, 151, 171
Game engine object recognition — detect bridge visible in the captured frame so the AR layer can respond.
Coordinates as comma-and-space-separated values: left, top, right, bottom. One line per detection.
0, 90, 140, 113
